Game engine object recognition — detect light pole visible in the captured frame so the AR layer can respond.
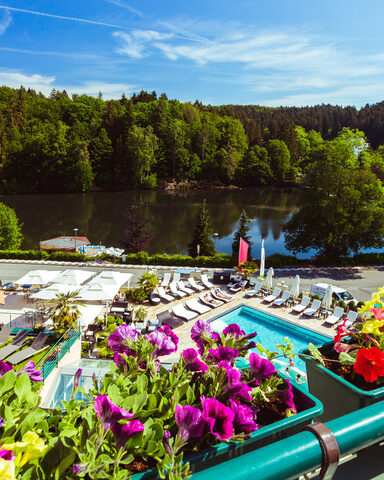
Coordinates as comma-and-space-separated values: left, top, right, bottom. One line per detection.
73, 228, 78, 253
213, 233, 219, 254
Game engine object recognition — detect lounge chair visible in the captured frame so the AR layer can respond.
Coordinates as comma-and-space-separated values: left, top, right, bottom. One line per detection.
199, 293, 223, 308
0, 325, 13, 347
173, 273, 181, 282
160, 273, 171, 288
201, 274, 214, 289
229, 280, 248, 293
292, 296, 311, 314
172, 304, 198, 321
211, 288, 234, 303
323, 307, 344, 326
158, 287, 174, 303
169, 281, 187, 298
188, 277, 204, 292
0, 330, 30, 361
7, 332, 49, 365
245, 282, 262, 297
273, 290, 291, 307
345, 310, 358, 328
177, 281, 194, 295
185, 298, 211, 315
303, 299, 321, 317
264, 288, 281, 303
156, 311, 183, 329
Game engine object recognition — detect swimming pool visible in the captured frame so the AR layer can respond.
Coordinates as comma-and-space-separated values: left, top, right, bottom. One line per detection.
210, 305, 330, 384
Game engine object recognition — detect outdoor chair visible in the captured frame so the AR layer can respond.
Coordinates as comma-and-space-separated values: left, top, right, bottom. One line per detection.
264, 288, 281, 303
169, 281, 187, 298
7, 332, 49, 365
185, 298, 211, 315
158, 287, 174, 303
211, 288, 234, 303
173, 273, 181, 283
177, 281, 194, 295
273, 290, 291, 307
172, 303, 198, 321
323, 307, 344, 326
0, 330, 30, 361
200, 274, 214, 289
188, 277, 205, 292
245, 282, 262, 297
160, 273, 171, 288
303, 299, 322, 317
0, 325, 13, 347
199, 293, 223, 308
156, 311, 183, 329
345, 310, 358, 328
292, 296, 311, 314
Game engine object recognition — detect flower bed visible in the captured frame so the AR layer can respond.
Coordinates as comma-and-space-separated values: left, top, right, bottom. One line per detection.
0, 319, 321, 479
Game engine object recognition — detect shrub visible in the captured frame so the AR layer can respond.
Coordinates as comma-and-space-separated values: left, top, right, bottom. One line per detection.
81, 341, 90, 356
133, 306, 148, 322
138, 272, 158, 293
131, 287, 148, 303
338, 300, 347, 309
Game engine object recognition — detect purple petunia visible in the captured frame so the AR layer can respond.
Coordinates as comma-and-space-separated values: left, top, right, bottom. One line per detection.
201, 397, 234, 441
113, 349, 137, 368
209, 346, 239, 364
175, 404, 206, 441
276, 379, 297, 413
147, 329, 178, 357
158, 325, 179, 346
0, 361, 12, 377
0, 418, 4, 428
0, 448, 15, 461
111, 418, 145, 451
249, 353, 276, 381
221, 364, 253, 401
19, 361, 43, 382
108, 325, 138, 352
191, 319, 213, 344
94, 395, 134, 433
229, 398, 258, 433
182, 349, 209, 373
222, 324, 245, 338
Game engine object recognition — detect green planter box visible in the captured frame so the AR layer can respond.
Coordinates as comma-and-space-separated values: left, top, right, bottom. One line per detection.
133, 378, 323, 479
300, 342, 384, 422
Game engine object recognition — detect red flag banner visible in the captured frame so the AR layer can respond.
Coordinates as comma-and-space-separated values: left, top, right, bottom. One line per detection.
238, 238, 249, 266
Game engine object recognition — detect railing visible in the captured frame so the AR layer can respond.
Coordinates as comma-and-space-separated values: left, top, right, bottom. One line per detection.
36, 327, 81, 381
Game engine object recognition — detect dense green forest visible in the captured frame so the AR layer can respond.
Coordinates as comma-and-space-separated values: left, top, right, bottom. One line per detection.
1, 86, 384, 193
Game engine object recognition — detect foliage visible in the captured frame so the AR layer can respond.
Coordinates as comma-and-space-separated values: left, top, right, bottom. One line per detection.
232, 209, 253, 259
0, 203, 23, 250
234, 260, 258, 279
122, 203, 156, 253
188, 199, 215, 257
133, 306, 148, 323
130, 288, 149, 303
47, 291, 82, 336
138, 272, 159, 293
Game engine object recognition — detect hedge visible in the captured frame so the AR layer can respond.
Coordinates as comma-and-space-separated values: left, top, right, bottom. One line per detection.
1, 249, 384, 269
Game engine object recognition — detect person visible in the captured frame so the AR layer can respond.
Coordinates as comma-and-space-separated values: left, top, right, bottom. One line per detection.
227, 275, 242, 289
202, 293, 222, 307
214, 288, 232, 300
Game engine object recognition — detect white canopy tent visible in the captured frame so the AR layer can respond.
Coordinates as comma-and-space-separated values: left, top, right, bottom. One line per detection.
77, 283, 118, 302
30, 283, 80, 301
51, 269, 96, 286
88, 271, 132, 289
14, 270, 61, 286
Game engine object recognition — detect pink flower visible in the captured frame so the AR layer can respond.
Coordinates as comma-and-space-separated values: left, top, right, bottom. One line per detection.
229, 398, 258, 433
108, 325, 138, 352
275, 379, 296, 412
201, 397, 234, 441
372, 308, 384, 321
175, 404, 205, 441
182, 349, 209, 372
249, 353, 276, 380
94, 395, 134, 432
354, 347, 384, 383
209, 346, 239, 364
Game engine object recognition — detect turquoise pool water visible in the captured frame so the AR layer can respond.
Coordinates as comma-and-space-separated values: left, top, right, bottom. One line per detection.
210, 305, 330, 384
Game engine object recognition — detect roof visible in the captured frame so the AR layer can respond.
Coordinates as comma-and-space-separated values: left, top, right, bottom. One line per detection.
39, 236, 91, 250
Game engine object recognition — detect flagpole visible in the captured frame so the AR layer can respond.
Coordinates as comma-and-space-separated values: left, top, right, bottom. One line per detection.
260, 239, 265, 279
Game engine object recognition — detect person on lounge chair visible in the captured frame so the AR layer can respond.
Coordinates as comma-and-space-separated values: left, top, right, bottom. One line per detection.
201, 293, 223, 308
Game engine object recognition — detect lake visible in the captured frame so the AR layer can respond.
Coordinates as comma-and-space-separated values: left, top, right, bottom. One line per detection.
0, 187, 309, 258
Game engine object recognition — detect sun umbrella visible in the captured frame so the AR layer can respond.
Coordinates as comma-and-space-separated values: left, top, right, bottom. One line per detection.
290, 275, 300, 299
30, 283, 80, 301
265, 267, 274, 291
88, 271, 132, 288
14, 270, 61, 286
77, 283, 118, 302
260, 239, 265, 279
322, 284, 333, 310
52, 269, 96, 286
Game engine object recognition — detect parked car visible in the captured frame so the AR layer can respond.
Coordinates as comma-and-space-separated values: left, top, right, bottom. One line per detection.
310, 282, 357, 306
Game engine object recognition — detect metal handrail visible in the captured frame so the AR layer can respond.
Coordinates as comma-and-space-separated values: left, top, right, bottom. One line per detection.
36, 326, 76, 367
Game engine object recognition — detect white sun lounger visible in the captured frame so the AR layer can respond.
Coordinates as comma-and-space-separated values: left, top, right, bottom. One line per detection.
264, 287, 281, 303
324, 307, 344, 326
173, 272, 181, 282
186, 298, 211, 314
273, 290, 290, 306
292, 296, 310, 313
177, 281, 194, 295
169, 281, 187, 298
245, 282, 262, 297
158, 287, 174, 303
211, 288, 234, 303
199, 294, 223, 308
188, 277, 204, 291
303, 299, 321, 317
345, 310, 358, 328
172, 304, 198, 321
201, 274, 214, 289
161, 273, 171, 288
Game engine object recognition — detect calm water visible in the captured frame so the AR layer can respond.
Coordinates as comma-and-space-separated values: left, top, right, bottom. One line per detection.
1, 187, 306, 257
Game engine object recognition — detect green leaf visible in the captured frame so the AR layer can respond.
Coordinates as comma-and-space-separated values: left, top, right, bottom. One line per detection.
20, 409, 47, 436
0, 370, 17, 396
137, 373, 149, 393
339, 352, 356, 365
14, 373, 31, 403
186, 386, 195, 404
307, 343, 325, 366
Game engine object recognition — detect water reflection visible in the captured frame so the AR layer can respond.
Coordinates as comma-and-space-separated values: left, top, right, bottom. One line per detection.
0, 187, 302, 257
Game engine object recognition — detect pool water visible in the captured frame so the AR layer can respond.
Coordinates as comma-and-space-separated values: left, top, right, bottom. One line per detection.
210, 305, 330, 384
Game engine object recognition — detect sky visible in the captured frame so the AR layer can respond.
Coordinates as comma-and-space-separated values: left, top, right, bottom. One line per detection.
1, 0, 384, 106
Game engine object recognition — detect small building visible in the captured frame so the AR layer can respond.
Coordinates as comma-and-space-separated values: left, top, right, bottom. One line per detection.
39, 236, 91, 253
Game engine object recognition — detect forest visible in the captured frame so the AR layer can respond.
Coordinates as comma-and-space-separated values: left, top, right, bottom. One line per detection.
1, 86, 384, 193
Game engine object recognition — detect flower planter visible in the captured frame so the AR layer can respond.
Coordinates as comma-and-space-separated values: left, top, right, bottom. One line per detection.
132, 378, 322, 479
300, 342, 384, 422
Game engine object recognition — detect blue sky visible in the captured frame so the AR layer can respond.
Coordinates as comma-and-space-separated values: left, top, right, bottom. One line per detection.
1, 0, 384, 106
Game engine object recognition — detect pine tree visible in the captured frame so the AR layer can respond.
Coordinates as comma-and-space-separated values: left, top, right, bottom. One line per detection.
188, 200, 215, 257
122, 203, 156, 253
232, 209, 252, 259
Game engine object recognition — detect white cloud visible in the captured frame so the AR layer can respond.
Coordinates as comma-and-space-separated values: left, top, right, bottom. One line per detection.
113, 30, 174, 58
105, 0, 143, 17
0, 8, 12, 35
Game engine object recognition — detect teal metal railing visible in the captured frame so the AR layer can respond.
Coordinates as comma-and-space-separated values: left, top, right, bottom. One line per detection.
36, 327, 81, 381
191, 400, 384, 480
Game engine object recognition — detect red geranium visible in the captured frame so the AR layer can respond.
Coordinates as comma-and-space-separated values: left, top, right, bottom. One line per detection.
353, 347, 384, 383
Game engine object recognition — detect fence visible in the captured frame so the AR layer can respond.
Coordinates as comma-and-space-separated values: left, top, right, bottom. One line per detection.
36, 327, 81, 380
